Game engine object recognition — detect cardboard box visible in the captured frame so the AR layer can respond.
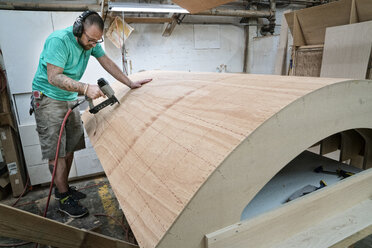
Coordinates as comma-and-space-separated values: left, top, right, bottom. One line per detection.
0, 125, 26, 197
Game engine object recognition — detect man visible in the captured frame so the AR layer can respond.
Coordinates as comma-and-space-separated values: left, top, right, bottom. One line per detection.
32, 11, 151, 218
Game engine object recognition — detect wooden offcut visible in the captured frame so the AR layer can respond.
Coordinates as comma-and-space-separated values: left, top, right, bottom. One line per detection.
82, 71, 372, 248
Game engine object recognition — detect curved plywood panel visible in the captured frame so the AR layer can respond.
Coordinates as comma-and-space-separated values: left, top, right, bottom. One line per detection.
82, 71, 372, 248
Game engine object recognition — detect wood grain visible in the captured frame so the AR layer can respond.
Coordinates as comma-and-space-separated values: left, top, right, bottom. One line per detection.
82, 71, 372, 248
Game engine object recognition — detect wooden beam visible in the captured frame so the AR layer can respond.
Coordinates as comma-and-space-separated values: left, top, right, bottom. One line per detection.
205, 169, 372, 248
349, 0, 359, 23
330, 224, 372, 248
0, 203, 138, 248
162, 14, 182, 37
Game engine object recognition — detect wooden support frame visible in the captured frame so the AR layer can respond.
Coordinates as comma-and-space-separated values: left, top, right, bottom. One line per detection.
320, 133, 341, 156
205, 169, 372, 248
0, 203, 138, 248
356, 129, 372, 169
340, 130, 364, 168
330, 224, 372, 248
162, 14, 183, 37
100, 0, 108, 20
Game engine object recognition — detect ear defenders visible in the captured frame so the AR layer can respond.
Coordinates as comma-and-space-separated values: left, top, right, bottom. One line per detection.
73, 10, 98, 38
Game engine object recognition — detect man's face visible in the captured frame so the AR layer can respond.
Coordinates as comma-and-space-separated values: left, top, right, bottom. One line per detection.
77, 24, 104, 50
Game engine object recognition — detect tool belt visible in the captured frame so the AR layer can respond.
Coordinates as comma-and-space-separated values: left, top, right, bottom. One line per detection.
29, 90, 43, 115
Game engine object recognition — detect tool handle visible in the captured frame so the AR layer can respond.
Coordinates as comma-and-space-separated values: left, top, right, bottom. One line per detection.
85, 96, 94, 109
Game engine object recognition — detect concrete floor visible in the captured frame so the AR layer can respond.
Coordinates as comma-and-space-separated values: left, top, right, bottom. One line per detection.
0, 175, 137, 247
0, 175, 371, 247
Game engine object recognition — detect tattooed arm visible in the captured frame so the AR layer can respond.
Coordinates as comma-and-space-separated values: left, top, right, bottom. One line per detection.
47, 63, 104, 99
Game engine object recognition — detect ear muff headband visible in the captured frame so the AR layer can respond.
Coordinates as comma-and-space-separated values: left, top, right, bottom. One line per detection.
72, 10, 98, 38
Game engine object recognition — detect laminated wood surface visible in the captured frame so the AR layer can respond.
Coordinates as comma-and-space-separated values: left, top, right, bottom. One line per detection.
82, 71, 372, 248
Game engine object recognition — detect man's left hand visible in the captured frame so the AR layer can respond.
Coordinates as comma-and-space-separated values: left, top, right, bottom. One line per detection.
130, 78, 152, 89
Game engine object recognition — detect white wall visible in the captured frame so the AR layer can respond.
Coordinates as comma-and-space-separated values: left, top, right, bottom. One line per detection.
113, 23, 245, 74
250, 35, 280, 74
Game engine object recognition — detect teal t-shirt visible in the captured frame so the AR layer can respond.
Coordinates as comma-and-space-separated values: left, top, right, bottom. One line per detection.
32, 26, 105, 101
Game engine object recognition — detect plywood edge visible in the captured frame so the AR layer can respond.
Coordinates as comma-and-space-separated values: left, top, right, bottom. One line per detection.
156, 79, 372, 248
205, 171, 372, 248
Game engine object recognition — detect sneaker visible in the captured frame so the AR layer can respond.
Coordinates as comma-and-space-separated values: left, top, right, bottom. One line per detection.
68, 186, 87, 200
55, 186, 86, 200
58, 195, 88, 218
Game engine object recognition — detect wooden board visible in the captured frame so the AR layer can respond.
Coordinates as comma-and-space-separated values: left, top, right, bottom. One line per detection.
0, 203, 137, 248
274, 11, 290, 75
356, 0, 372, 22
320, 21, 372, 79
82, 71, 372, 248
206, 170, 372, 248
172, 0, 234, 14
285, 0, 372, 46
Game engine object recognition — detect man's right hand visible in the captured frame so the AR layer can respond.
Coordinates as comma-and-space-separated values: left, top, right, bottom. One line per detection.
86, 84, 105, 99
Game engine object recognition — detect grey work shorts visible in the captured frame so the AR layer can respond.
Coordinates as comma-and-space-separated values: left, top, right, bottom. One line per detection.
33, 95, 86, 160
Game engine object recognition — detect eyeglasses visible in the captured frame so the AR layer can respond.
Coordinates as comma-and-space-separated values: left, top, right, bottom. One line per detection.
83, 31, 104, 44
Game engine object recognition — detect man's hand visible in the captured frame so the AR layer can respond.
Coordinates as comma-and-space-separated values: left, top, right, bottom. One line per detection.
86, 84, 105, 99
130, 78, 153, 89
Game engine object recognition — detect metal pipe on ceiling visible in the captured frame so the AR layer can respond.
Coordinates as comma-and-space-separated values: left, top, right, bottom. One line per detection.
0, 2, 100, 11
194, 8, 272, 18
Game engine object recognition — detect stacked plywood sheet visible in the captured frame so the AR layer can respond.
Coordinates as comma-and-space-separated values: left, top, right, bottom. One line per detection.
320, 21, 372, 79
285, 0, 372, 47
82, 71, 372, 248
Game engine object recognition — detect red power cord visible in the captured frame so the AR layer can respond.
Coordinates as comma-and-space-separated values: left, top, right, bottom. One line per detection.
43, 108, 72, 218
